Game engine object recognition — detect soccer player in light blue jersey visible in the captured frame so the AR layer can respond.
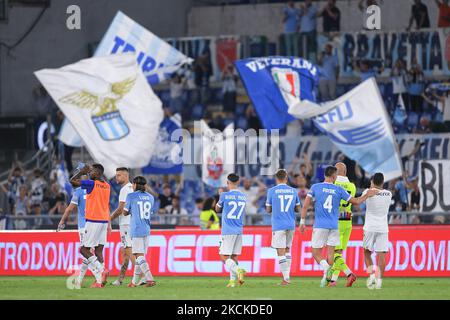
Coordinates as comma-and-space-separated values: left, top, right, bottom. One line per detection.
215, 173, 247, 288
113, 176, 156, 288
265, 169, 301, 285
58, 174, 88, 288
300, 166, 379, 287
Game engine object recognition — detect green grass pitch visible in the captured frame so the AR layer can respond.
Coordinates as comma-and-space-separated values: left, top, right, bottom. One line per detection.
0, 276, 449, 300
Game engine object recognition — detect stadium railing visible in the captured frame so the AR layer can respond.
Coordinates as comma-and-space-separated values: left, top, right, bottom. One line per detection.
1, 212, 449, 230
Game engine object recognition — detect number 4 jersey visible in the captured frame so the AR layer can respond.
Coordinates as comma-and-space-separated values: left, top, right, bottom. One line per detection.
266, 184, 301, 231
217, 190, 247, 235
124, 191, 155, 238
307, 182, 351, 230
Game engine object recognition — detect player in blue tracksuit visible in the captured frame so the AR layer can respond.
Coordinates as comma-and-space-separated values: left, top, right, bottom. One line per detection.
265, 169, 301, 285
300, 166, 379, 287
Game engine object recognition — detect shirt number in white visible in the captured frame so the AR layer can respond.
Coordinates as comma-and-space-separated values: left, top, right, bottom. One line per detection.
323, 195, 333, 214
137, 201, 152, 220
277, 194, 294, 213
226, 201, 246, 219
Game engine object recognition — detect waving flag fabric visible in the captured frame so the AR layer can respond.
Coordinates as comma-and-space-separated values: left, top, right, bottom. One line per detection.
59, 11, 192, 147
235, 57, 320, 130
35, 54, 163, 178
308, 78, 402, 181
201, 121, 235, 188
142, 113, 183, 175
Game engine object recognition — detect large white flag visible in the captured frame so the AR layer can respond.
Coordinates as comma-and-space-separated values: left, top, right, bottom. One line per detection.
289, 78, 402, 181
59, 11, 192, 147
35, 53, 163, 178
201, 121, 235, 188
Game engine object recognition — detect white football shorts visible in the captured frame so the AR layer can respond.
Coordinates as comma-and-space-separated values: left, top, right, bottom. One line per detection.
363, 231, 389, 252
132, 236, 150, 255
83, 221, 108, 248
271, 229, 295, 249
311, 228, 340, 248
219, 234, 243, 256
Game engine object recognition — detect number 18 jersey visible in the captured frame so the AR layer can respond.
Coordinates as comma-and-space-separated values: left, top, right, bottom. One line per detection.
124, 191, 154, 238
217, 190, 247, 235
307, 182, 351, 230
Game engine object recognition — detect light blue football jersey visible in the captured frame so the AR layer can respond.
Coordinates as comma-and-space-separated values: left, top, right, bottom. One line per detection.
124, 191, 154, 238
217, 189, 247, 235
307, 182, 351, 229
70, 187, 86, 229
266, 184, 300, 231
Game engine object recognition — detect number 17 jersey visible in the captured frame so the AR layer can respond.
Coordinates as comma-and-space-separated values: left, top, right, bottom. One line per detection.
217, 190, 247, 235
307, 182, 351, 230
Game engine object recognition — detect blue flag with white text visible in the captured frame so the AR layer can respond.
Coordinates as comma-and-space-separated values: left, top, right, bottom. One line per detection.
235, 57, 319, 130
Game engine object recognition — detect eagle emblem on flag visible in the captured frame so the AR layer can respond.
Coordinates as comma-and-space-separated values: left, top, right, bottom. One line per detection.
59, 76, 136, 141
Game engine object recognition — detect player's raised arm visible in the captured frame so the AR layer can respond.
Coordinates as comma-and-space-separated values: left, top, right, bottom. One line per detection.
348, 188, 380, 205
70, 165, 91, 187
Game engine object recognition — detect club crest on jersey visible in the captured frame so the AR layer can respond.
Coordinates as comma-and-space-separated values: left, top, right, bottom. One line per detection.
272, 67, 301, 98
59, 76, 136, 141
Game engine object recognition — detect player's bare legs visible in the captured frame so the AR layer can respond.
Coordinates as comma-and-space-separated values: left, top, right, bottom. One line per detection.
312, 246, 334, 287
364, 249, 378, 289
277, 247, 291, 285
93, 244, 109, 285
375, 252, 386, 289
129, 253, 155, 287
79, 246, 105, 288
116, 247, 134, 284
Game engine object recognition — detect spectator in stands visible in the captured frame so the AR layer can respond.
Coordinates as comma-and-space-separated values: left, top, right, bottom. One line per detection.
410, 180, 421, 212
318, 0, 341, 32
299, 0, 318, 61
391, 59, 410, 112
414, 116, 432, 134
293, 175, 309, 204
147, 183, 181, 214
422, 89, 450, 131
14, 185, 30, 216
199, 197, 220, 230
433, 215, 446, 224
407, 0, 431, 31
29, 169, 46, 208
222, 64, 238, 117
193, 197, 204, 216
240, 177, 266, 215
282, 1, 300, 56
0, 185, 10, 217
318, 43, 339, 101
194, 50, 212, 104
169, 74, 186, 114
181, 63, 198, 105
358, 0, 379, 30
246, 105, 262, 131
164, 195, 188, 224
288, 154, 313, 184
47, 183, 67, 214
408, 57, 425, 113
435, 0, 450, 28
6, 162, 26, 204
353, 59, 384, 82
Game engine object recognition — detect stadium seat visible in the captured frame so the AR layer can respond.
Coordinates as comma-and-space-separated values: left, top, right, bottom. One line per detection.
191, 104, 205, 120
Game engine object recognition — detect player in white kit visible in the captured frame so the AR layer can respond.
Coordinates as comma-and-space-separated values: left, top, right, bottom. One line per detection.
362, 172, 392, 290
110, 167, 134, 286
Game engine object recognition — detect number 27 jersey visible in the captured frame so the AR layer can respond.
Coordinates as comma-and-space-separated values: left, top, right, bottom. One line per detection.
124, 191, 155, 238
307, 182, 351, 230
217, 190, 247, 235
